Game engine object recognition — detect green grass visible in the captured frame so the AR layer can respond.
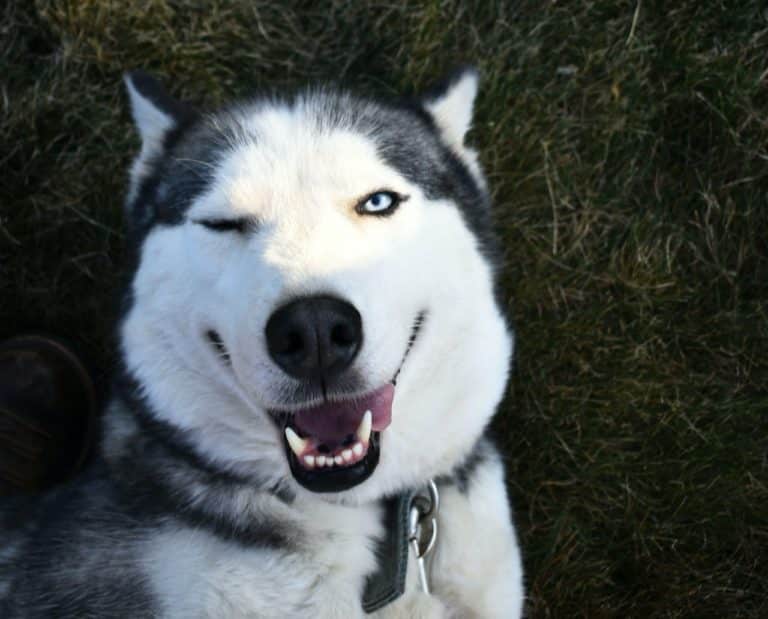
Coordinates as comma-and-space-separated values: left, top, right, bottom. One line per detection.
2, 1, 767, 616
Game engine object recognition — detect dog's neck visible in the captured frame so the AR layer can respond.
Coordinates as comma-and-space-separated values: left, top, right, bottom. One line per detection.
102, 367, 488, 536
99, 382, 490, 612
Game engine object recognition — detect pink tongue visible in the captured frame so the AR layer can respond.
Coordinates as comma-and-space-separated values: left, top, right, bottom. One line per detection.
291, 384, 394, 444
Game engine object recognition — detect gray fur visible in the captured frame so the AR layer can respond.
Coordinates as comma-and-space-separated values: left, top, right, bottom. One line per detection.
0, 396, 492, 617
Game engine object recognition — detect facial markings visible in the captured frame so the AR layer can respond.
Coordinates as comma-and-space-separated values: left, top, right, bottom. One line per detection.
128, 91, 490, 260
184, 124, 417, 246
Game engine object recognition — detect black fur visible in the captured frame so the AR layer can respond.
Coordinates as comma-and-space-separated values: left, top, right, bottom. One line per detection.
125, 113, 242, 243
1, 470, 158, 618
126, 70, 196, 126
358, 98, 500, 269
437, 435, 494, 494
113, 369, 297, 510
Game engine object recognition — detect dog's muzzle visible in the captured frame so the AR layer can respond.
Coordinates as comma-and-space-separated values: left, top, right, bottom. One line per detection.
263, 300, 426, 494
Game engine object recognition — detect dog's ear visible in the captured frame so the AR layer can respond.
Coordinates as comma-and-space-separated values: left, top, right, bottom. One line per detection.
124, 71, 195, 155
124, 72, 197, 211
422, 66, 479, 149
422, 66, 487, 189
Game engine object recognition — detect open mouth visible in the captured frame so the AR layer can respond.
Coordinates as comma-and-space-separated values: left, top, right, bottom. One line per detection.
277, 383, 394, 493
207, 310, 427, 493
272, 310, 426, 493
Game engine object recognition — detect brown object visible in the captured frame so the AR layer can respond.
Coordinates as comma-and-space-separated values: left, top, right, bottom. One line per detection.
0, 335, 98, 495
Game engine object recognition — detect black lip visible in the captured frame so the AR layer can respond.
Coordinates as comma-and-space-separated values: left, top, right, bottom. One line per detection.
285, 431, 381, 493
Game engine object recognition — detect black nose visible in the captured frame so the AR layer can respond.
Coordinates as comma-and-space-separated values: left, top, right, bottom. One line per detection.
265, 295, 363, 381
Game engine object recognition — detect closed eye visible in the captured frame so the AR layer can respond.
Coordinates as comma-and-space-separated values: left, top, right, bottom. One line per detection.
193, 218, 256, 234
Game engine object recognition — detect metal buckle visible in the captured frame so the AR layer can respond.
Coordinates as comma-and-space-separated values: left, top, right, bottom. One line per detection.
408, 479, 439, 594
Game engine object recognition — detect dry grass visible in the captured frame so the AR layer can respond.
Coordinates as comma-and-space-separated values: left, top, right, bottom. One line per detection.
2, 1, 767, 616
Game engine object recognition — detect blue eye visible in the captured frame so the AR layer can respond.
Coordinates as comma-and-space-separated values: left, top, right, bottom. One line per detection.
356, 191, 405, 216
365, 192, 393, 212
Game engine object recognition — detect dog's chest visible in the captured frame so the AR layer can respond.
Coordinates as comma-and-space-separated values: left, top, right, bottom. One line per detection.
142, 501, 389, 618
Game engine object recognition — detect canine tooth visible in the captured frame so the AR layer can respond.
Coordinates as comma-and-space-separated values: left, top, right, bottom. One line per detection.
352, 442, 364, 457
334, 455, 344, 465
285, 427, 308, 456
303, 455, 315, 468
316, 455, 327, 467
342, 449, 353, 462
356, 410, 372, 444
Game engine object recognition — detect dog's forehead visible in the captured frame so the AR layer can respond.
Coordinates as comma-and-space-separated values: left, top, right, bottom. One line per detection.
205, 108, 413, 215
179, 92, 443, 196
146, 95, 407, 212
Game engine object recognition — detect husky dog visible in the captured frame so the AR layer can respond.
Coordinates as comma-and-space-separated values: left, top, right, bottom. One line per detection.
0, 68, 524, 617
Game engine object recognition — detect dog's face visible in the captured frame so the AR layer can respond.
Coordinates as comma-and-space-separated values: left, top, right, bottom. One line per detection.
120, 71, 512, 502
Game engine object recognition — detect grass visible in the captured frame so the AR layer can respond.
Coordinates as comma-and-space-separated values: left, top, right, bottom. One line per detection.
2, 1, 767, 616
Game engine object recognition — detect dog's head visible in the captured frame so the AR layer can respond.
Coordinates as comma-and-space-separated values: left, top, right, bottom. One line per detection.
119, 70, 512, 502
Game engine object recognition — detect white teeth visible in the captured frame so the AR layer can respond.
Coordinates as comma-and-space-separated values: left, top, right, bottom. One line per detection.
285, 427, 308, 457
288, 416, 373, 470
356, 410, 372, 444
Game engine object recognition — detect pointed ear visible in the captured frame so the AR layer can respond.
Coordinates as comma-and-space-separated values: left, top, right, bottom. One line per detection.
422, 66, 479, 149
124, 70, 194, 154
124, 71, 196, 208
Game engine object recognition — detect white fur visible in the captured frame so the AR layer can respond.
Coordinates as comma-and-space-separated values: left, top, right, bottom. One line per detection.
121, 83, 523, 617
141, 475, 521, 618
431, 453, 525, 617
121, 104, 512, 500
144, 498, 382, 618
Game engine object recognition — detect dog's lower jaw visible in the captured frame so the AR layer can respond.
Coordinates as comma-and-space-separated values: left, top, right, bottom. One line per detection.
287, 431, 382, 493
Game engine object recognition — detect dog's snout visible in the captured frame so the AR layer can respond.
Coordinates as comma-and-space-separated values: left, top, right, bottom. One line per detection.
265, 295, 362, 380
